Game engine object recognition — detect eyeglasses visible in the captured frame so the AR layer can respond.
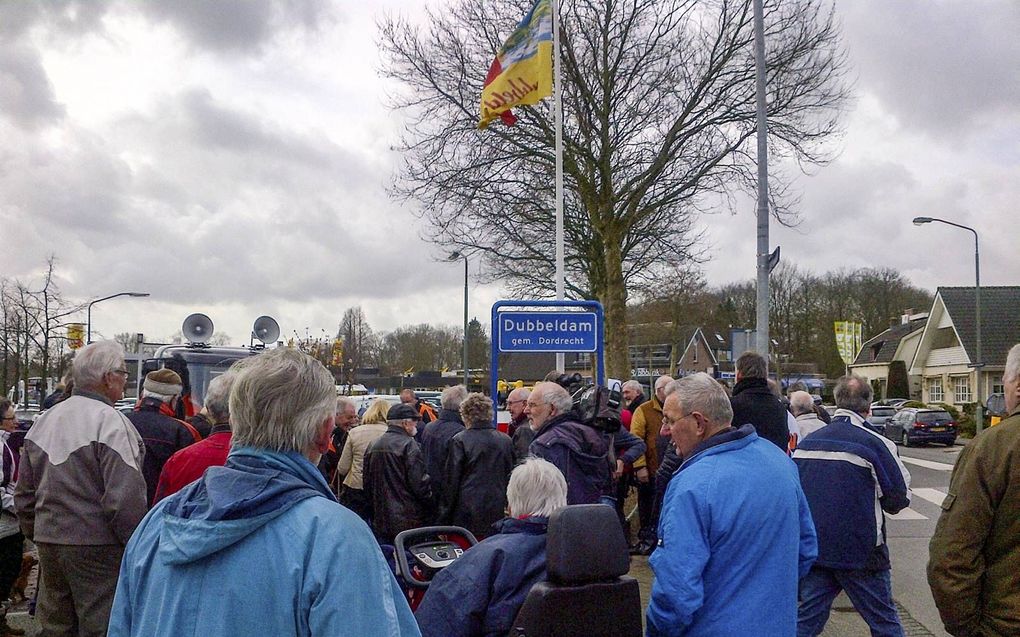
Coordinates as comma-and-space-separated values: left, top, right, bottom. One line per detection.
662, 412, 695, 428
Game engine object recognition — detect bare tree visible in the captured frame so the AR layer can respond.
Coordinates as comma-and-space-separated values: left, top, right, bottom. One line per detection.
377, 324, 462, 375
336, 307, 378, 371
379, 0, 849, 376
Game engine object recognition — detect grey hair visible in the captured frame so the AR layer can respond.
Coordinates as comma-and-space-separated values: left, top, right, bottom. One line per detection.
507, 387, 531, 402
336, 395, 356, 415
204, 370, 238, 421
72, 341, 126, 390
229, 348, 336, 453
789, 391, 815, 416
833, 374, 873, 414
460, 392, 493, 428
441, 384, 468, 410
506, 457, 567, 518
622, 380, 644, 395
1005, 343, 1020, 383
736, 351, 768, 379
534, 382, 572, 413
670, 373, 733, 427
654, 375, 673, 393
141, 389, 177, 404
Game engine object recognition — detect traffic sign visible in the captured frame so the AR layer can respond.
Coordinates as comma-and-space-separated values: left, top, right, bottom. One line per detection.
497, 311, 598, 352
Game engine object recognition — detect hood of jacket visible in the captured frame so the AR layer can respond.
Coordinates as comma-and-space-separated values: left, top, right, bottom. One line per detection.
492, 516, 549, 536
534, 412, 607, 457
156, 446, 334, 566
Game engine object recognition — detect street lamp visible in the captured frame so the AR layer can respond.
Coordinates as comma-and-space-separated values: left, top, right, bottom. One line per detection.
86, 292, 150, 344
912, 216, 983, 433
449, 251, 469, 386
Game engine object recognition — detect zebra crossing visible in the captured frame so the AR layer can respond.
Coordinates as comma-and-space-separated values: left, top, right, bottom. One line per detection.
885, 488, 948, 520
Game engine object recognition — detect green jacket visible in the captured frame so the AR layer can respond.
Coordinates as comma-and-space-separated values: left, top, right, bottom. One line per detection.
928, 407, 1020, 637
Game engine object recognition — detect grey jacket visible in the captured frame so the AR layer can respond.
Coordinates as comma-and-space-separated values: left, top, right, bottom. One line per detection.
14, 392, 147, 545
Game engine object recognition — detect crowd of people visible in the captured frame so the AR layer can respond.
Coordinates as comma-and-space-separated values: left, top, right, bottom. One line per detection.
0, 339, 1016, 636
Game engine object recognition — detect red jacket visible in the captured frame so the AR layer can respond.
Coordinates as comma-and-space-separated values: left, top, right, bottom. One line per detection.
153, 423, 232, 505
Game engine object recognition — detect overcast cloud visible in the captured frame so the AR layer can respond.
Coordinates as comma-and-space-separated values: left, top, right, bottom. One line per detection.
0, 0, 1016, 345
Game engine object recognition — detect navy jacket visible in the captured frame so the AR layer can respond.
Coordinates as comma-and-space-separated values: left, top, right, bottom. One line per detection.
416, 516, 549, 637
793, 411, 911, 570
421, 409, 465, 506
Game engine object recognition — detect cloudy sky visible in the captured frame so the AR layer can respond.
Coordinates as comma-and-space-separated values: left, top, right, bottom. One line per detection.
1, 0, 1016, 346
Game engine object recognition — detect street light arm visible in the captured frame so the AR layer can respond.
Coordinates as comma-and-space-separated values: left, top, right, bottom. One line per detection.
86, 292, 150, 344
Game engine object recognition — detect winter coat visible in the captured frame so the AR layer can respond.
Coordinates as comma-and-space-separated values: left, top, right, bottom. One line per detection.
421, 409, 465, 506
730, 378, 791, 452
107, 447, 420, 637
631, 394, 665, 474
153, 423, 232, 504
415, 516, 549, 637
14, 391, 147, 545
928, 407, 1020, 637
438, 424, 514, 539
793, 409, 911, 570
0, 432, 19, 539
511, 424, 535, 466
529, 412, 610, 505
127, 397, 201, 506
363, 425, 433, 543
337, 423, 387, 490
647, 425, 817, 637
795, 412, 826, 440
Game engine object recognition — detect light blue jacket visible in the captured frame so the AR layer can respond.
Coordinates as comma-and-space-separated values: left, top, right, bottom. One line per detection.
646, 425, 817, 637
108, 446, 420, 637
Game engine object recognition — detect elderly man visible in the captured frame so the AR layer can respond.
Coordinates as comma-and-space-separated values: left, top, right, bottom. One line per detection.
730, 351, 790, 451
790, 390, 826, 441
647, 373, 817, 636
506, 387, 533, 463
15, 341, 147, 637
401, 388, 438, 424
318, 396, 359, 486
107, 347, 419, 636
363, 403, 434, 543
629, 375, 672, 555
0, 399, 24, 637
416, 457, 567, 637
929, 343, 1020, 636
421, 385, 468, 506
153, 369, 239, 503
793, 375, 910, 637
621, 379, 645, 414
127, 369, 202, 505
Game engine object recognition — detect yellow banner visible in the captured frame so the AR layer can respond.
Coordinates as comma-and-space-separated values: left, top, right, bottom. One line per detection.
67, 323, 85, 350
479, 0, 553, 128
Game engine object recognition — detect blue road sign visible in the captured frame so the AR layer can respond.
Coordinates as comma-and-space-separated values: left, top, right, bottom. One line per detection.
497, 311, 598, 352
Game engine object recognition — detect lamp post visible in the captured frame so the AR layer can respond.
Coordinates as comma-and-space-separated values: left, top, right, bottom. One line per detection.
912, 216, 983, 433
86, 292, 150, 344
449, 251, 469, 386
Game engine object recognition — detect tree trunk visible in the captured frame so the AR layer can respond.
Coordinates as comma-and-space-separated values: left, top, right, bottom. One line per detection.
599, 238, 630, 381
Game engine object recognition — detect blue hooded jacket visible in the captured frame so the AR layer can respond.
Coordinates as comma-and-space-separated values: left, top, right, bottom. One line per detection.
647, 425, 817, 637
108, 446, 420, 637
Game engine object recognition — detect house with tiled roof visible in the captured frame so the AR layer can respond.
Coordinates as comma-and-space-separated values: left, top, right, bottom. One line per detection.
849, 311, 929, 398
909, 286, 1020, 407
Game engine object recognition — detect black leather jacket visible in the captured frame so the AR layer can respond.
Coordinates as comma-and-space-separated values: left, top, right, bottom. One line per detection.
363, 425, 433, 543
438, 424, 515, 539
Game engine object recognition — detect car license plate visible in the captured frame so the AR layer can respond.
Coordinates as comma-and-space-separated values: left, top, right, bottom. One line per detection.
929, 427, 946, 432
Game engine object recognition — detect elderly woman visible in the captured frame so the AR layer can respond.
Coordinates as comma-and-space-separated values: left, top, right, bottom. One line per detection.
438, 393, 514, 539
416, 457, 567, 637
336, 399, 390, 521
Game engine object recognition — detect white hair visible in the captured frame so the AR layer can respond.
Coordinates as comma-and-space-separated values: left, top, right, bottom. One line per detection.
336, 395, 356, 415
441, 384, 468, 410
1005, 343, 1020, 383
670, 373, 733, 427
141, 389, 177, 404
229, 348, 335, 453
72, 341, 125, 390
204, 370, 238, 421
654, 375, 673, 393
534, 382, 572, 413
507, 387, 531, 402
789, 391, 815, 416
506, 457, 567, 518
622, 380, 644, 395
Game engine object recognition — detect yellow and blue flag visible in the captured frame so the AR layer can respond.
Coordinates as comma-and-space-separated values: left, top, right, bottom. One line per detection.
479, 0, 553, 129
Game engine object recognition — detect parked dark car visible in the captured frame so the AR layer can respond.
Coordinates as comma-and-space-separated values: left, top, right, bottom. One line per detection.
868, 406, 898, 434
884, 408, 957, 447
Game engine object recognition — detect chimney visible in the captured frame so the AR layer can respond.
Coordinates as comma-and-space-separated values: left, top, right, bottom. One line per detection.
901, 308, 914, 325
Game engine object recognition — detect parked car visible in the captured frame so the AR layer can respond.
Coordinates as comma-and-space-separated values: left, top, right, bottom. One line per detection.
873, 398, 910, 410
868, 406, 898, 433
884, 407, 957, 447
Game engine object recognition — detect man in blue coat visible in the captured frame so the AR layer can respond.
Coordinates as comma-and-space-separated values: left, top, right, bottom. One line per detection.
107, 347, 420, 637
415, 456, 568, 637
647, 373, 817, 637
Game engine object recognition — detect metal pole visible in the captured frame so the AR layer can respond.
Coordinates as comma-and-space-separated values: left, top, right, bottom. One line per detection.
752, 0, 770, 364
86, 292, 150, 344
553, 0, 565, 373
974, 230, 983, 434
463, 255, 469, 387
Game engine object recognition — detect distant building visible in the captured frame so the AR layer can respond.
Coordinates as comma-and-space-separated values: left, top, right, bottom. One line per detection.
849, 311, 929, 399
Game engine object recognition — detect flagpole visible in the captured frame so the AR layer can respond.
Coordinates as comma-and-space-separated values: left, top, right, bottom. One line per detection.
553, 0, 565, 373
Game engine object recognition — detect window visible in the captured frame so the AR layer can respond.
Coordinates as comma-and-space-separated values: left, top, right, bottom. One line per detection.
993, 377, 1005, 395
928, 377, 943, 402
953, 376, 972, 403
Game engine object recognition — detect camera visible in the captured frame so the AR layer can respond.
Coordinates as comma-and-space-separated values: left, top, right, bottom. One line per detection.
572, 381, 623, 433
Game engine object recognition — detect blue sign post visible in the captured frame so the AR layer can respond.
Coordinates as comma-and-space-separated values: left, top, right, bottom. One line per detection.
490, 300, 605, 409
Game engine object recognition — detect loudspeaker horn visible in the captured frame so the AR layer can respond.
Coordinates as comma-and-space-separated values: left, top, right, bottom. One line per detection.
252, 315, 280, 345
182, 313, 214, 344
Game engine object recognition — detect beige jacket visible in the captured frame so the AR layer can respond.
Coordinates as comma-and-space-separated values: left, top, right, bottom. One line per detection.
337, 423, 388, 490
